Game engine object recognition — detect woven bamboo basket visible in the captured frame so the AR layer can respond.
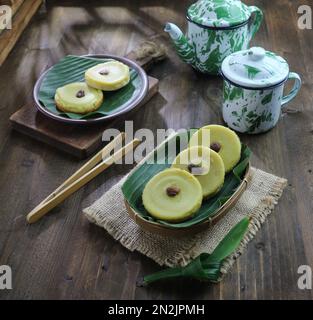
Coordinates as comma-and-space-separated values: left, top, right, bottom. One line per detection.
125, 163, 251, 237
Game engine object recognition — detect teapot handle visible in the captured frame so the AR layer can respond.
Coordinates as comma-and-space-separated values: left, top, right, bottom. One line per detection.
248, 6, 263, 42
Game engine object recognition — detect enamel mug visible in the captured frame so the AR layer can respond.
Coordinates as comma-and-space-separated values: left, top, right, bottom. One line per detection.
221, 47, 302, 134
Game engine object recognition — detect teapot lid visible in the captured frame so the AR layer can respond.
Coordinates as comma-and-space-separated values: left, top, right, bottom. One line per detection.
187, 0, 252, 28
221, 47, 290, 89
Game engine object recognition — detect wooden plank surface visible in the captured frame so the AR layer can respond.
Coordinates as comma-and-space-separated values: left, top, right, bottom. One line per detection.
0, 0, 312, 300
0, 0, 24, 16
0, 0, 43, 65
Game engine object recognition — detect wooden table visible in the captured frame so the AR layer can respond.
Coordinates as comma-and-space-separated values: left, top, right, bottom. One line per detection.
0, 0, 312, 300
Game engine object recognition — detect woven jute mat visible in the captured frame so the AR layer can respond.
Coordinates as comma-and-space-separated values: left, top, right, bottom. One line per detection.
83, 166, 287, 278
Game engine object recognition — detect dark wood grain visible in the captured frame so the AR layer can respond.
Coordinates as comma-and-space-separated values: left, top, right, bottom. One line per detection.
0, 0, 312, 300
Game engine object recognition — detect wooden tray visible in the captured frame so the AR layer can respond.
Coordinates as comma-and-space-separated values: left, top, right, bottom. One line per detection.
125, 163, 251, 237
9, 44, 163, 158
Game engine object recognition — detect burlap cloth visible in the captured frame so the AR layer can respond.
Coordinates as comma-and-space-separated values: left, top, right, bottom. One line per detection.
83, 166, 287, 278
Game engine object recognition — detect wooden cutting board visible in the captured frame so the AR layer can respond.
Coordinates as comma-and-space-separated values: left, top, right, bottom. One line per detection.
10, 44, 164, 159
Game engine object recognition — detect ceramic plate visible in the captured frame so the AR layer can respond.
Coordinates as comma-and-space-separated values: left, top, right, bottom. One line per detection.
33, 54, 149, 124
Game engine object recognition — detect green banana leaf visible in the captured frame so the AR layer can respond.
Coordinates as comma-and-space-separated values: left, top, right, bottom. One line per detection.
122, 130, 251, 229
38, 55, 142, 119
139, 217, 250, 286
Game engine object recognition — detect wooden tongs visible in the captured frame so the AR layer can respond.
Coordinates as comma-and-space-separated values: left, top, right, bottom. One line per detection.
26, 133, 140, 223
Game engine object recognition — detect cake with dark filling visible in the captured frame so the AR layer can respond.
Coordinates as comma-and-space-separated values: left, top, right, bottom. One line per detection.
85, 60, 130, 91
142, 168, 202, 222
54, 82, 103, 114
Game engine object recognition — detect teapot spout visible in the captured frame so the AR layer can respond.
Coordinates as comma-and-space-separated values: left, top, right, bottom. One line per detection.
164, 23, 184, 40
164, 23, 196, 67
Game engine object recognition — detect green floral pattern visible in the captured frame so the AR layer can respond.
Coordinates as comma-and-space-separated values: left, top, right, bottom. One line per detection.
244, 64, 262, 79
187, 0, 251, 28
172, 22, 250, 74
166, 0, 263, 75
169, 3, 262, 75
221, 47, 289, 88
223, 81, 284, 133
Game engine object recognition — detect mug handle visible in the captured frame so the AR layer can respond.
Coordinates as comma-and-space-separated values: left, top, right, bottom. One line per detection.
281, 72, 302, 107
248, 6, 263, 41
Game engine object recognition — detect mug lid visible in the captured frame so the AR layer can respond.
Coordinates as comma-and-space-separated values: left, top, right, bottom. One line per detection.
221, 47, 290, 89
187, 0, 252, 28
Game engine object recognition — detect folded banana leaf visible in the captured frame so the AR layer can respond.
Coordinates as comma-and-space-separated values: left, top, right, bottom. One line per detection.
38, 55, 141, 119
122, 130, 251, 229
138, 217, 250, 286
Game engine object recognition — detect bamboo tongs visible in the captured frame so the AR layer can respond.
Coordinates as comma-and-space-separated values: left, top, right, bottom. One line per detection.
27, 133, 140, 223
